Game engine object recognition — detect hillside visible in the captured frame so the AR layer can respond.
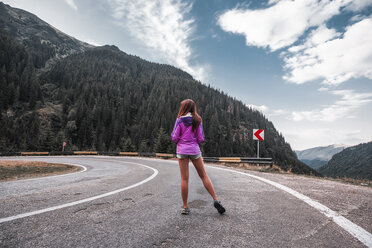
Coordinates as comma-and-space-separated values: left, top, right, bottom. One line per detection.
295, 144, 348, 170
0, 3, 319, 175
319, 142, 372, 180
0, 2, 91, 71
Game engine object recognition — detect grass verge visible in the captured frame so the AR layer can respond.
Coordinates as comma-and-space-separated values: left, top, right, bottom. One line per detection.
219, 162, 284, 173
0, 160, 81, 181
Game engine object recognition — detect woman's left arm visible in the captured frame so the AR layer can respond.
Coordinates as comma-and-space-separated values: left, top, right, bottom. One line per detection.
196, 123, 205, 144
171, 119, 182, 143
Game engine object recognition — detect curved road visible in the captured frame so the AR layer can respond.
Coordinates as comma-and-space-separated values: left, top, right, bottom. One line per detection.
0, 156, 371, 247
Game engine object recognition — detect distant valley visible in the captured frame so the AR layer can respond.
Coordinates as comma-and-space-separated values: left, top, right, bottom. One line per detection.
296, 142, 372, 181
295, 144, 349, 170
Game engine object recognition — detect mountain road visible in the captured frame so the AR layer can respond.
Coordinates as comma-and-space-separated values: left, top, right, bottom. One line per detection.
0, 156, 371, 247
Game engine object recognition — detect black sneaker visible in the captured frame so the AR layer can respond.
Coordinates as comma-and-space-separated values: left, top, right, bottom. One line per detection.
214, 200, 226, 214
181, 208, 190, 215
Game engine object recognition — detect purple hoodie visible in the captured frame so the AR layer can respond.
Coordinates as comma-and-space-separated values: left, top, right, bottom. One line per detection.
171, 114, 205, 155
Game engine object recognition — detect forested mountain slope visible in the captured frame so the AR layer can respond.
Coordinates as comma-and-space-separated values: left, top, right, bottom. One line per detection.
319, 142, 372, 180
0, 2, 318, 175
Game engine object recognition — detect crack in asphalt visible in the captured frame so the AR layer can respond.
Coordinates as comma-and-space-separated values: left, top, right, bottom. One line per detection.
293, 219, 332, 242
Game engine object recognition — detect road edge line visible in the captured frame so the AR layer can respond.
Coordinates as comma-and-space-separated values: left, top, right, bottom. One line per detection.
207, 165, 372, 248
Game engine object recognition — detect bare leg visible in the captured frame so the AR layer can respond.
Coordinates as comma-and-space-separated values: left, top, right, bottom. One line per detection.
178, 158, 189, 209
191, 157, 218, 201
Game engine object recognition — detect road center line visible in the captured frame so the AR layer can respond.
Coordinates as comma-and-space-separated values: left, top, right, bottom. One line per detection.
0, 162, 158, 224
207, 165, 372, 248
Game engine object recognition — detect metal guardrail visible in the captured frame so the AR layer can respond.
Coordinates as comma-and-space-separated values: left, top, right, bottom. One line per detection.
50, 151, 74, 155
139, 152, 156, 157
119, 152, 139, 156
73, 151, 98, 155
204, 157, 272, 160
218, 157, 241, 163
21, 152, 49, 156
0, 152, 272, 164
203, 157, 273, 165
0, 151, 174, 158
155, 153, 174, 158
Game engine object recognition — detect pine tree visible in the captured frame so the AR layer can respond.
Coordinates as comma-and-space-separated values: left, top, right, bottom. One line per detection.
153, 127, 170, 153
39, 122, 54, 151
139, 139, 149, 152
123, 137, 135, 152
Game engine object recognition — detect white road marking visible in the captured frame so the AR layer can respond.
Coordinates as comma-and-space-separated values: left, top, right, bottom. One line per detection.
2, 156, 371, 247
0, 162, 158, 224
207, 165, 372, 248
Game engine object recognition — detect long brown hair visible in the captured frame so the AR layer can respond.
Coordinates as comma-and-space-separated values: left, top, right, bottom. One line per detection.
177, 99, 202, 132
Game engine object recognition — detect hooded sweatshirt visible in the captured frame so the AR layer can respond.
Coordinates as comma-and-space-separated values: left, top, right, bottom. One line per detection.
171, 113, 205, 155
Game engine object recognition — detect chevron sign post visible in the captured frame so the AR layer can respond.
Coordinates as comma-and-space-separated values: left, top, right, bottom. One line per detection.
253, 129, 264, 140
253, 129, 264, 158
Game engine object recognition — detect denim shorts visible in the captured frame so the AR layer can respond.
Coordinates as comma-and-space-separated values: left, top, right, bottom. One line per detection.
176, 154, 202, 160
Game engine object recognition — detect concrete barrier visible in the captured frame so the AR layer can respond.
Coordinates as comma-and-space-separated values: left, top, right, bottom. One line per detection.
73, 151, 98, 155
21, 152, 49, 156
119, 152, 139, 156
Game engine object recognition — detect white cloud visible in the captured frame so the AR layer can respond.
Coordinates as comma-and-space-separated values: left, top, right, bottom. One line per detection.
247, 104, 268, 112
247, 104, 287, 117
291, 90, 372, 121
218, 0, 348, 51
350, 14, 367, 22
282, 127, 363, 150
283, 18, 372, 85
345, 0, 372, 11
106, 0, 207, 82
64, 0, 78, 11
217, 1, 372, 150
218, 0, 372, 85
318, 87, 329, 92
84, 39, 101, 47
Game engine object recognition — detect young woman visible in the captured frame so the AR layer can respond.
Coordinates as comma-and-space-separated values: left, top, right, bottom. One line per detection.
171, 99, 225, 215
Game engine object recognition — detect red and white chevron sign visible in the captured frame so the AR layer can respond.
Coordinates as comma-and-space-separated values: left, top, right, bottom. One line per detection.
253, 129, 264, 141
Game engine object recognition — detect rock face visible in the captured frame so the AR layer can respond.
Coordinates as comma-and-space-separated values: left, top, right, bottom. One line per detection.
0, 2, 92, 71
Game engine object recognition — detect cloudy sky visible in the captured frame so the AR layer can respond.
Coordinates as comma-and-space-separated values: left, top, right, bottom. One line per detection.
4, 0, 372, 150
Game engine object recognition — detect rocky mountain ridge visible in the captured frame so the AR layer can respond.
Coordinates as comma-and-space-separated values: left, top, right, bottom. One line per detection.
0, 2, 92, 71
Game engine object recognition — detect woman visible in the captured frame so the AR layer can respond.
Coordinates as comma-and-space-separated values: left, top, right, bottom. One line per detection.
171, 99, 225, 215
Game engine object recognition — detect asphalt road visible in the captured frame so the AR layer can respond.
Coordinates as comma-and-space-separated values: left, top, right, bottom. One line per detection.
0, 156, 371, 248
